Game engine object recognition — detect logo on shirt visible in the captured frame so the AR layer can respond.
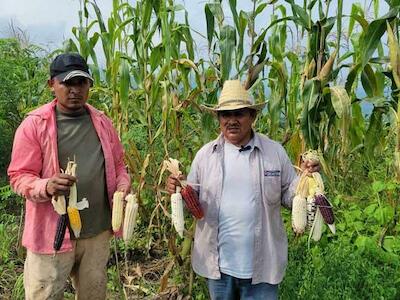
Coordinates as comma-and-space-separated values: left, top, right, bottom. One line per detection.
264, 170, 280, 177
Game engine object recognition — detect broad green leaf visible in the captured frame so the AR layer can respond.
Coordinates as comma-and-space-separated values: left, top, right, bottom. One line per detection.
220, 25, 236, 82
228, 0, 239, 31
359, 7, 399, 68
205, 4, 215, 48
303, 79, 319, 111
119, 58, 130, 111
329, 86, 351, 119
348, 3, 365, 37
345, 63, 362, 93
361, 64, 379, 97
372, 180, 386, 193
255, 3, 268, 16
284, 0, 311, 30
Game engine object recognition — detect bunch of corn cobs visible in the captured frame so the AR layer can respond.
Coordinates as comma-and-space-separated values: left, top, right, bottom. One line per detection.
292, 150, 335, 241
111, 191, 139, 242
164, 158, 204, 238
52, 158, 89, 251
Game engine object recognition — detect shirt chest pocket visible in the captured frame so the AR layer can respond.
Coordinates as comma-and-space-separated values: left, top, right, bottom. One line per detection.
262, 164, 282, 205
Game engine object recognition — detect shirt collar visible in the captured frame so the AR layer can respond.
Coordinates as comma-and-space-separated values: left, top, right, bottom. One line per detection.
211, 131, 264, 154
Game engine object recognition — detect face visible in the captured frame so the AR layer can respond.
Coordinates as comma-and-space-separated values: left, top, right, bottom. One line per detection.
48, 76, 91, 114
218, 108, 256, 146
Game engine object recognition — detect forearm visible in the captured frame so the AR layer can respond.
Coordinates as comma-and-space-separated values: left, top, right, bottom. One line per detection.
10, 174, 51, 202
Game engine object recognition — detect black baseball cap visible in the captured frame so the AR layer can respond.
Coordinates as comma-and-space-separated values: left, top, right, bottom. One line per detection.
50, 53, 93, 83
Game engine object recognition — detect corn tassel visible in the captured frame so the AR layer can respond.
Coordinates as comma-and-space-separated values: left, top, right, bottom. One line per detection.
171, 187, 184, 238
67, 206, 82, 238
123, 194, 139, 242
112, 191, 124, 232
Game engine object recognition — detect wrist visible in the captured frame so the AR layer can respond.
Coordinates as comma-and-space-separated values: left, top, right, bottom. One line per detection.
45, 180, 52, 198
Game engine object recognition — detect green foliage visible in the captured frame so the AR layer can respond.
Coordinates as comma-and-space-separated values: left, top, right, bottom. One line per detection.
0, 38, 50, 179
281, 240, 400, 299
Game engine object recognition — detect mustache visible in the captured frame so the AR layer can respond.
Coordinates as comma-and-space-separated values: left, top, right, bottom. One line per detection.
68, 95, 82, 100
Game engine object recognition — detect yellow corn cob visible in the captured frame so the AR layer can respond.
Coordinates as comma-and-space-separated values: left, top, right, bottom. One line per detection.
307, 176, 318, 196
292, 195, 307, 234
67, 206, 82, 238
122, 194, 139, 242
112, 191, 124, 232
171, 187, 184, 238
312, 172, 324, 194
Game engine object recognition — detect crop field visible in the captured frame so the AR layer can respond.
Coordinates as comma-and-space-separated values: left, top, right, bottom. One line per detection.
0, 0, 399, 299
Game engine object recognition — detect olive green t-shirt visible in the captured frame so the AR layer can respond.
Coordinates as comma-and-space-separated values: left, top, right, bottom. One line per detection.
56, 107, 111, 239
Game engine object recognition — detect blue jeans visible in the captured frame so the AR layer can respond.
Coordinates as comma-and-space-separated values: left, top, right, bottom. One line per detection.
207, 273, 278, 300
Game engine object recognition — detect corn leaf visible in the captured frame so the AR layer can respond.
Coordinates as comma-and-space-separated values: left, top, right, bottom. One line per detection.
359, 7, 399, 68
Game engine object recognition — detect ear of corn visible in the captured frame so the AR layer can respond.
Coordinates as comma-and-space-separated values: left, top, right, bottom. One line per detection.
180, 185, 204, 219
292, 195, 307, 234
112, 191, 124, 232
61, 158, 88, 239
315, 194, 336, 234
53, 213, 68, 251
311, 208, 324, 241
317, 49, 337, 83
292, 150, 335, 241
67, 206, 82, 238
52, 195, 66, 215
122, 193, 139, 242
171, 187, 184, 238
306, 195, 316, 229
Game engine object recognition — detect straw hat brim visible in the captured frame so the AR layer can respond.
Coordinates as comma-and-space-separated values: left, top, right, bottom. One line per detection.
201, 102, 266, 113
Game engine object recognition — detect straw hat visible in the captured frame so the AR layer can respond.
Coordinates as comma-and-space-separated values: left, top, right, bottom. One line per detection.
201, 80, 266, 112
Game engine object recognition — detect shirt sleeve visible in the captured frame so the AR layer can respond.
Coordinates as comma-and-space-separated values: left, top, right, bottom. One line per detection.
187, 149, 202, 193
107, 120, 131, 192
7, 117, 51, 202
280, 148, 298, 209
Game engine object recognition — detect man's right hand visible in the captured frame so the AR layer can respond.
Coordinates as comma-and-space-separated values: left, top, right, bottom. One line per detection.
166, 174, 184, 195
46, 173, 76, 197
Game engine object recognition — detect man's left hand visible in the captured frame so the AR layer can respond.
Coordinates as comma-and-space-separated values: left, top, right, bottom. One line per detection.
301, 160, 320, 175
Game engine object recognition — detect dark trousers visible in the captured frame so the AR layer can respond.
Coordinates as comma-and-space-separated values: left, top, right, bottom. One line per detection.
207, 273, 278, 300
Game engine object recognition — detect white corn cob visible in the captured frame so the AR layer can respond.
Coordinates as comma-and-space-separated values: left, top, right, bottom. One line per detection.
311, 208, 324, 241
292, 195, 307, 234
112, 191, 124, 232
171, 187, 184, 238
306, 195, 316, 229
52, 195, 66, 215
123, 194, 139, 242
